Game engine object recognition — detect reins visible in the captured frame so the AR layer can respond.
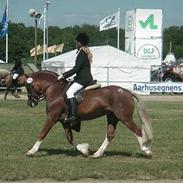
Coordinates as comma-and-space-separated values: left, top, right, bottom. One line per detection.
26, 82, 44, 104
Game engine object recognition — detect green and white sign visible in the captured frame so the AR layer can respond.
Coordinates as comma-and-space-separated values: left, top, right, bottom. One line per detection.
125, 9, 162, 38
136, 9, 162, 38
136, 38, 162, 65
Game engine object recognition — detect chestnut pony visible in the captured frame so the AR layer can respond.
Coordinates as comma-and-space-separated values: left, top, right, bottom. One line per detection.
25, 70, 153, 158
0, 72, 28, 100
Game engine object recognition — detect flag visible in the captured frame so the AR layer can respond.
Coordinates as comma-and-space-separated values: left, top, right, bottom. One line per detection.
47, 45, 57, 53
99, 12, 118, 31
30, 45, 41, 57
53, 43, 64, 53
37, 45, 44, 55
0, 5, 8, 38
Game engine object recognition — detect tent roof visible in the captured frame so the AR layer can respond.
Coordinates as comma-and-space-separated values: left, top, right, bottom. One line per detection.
163, 53, 176, 64
0, 59, 5, 63
42, 45, 150, 69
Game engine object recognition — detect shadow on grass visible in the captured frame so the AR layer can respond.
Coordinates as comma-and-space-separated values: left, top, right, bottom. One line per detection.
105, 151, 151, 159
35, 148, 150, 159
37, 148, 79, 157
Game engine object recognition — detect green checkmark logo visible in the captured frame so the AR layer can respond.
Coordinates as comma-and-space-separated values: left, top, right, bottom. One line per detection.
139, 14, 158, 29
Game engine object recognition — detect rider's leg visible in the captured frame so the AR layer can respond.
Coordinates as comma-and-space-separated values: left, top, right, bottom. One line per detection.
66, 82, 83, 126
12, 73, 19, 91
12, 73, 20, 98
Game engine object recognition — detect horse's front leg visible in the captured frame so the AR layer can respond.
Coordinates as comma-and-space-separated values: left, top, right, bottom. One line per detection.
62, 122, 89, 156
4, 86, 10, 100
26, 116, 56, 156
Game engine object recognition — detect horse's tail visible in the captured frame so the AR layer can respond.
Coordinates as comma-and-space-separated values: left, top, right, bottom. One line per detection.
131, 91, 153, 144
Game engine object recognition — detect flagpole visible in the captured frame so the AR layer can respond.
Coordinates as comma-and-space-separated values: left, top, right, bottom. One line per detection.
117, 8, 120, 49
6, 0, 8, 63
43, 5, 46, 61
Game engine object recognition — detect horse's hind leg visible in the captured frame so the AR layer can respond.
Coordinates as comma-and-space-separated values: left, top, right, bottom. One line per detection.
118, 116, 152, 156
92, 113, 118, 158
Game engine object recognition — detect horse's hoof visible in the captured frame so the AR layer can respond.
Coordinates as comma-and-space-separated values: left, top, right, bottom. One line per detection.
144, 150, 153, 158
91, 151, 104, 158
76, 143, 89, 156
26, 150, 35, 156
141, 148, 153, 158
13, 94, 20, 98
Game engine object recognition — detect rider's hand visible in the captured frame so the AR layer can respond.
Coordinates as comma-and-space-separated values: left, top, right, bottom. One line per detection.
57, 74, 63, 80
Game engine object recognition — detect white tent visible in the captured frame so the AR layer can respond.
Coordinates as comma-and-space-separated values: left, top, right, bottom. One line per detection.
163, 53, 176, 65
42, 45, 150, 91
0, 59, 5, 63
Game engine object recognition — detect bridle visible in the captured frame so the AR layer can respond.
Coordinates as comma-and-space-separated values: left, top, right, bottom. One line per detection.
26, 80, 44, 107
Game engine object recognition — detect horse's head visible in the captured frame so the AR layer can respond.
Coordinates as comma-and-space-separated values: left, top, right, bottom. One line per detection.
25, 70, 70, 107
26, 77, 44, 107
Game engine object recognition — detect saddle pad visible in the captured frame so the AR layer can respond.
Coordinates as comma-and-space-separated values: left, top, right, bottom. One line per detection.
85, 84, 101, 91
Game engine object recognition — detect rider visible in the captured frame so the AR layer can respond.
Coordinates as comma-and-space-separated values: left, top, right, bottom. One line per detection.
60, 32, 93, 127
11, 54, 24, 91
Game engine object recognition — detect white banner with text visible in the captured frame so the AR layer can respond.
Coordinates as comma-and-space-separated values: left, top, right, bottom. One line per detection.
133, 82, 183, 93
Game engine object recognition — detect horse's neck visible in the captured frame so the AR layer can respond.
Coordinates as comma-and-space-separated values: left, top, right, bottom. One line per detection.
40, 79, 56, 91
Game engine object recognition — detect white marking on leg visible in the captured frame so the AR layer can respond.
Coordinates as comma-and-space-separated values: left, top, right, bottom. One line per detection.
92, 134, 109, 158
135, 133, 152, 156
26, 140, 42, 156
72, 140, 89, 156
76, 143, 89, 156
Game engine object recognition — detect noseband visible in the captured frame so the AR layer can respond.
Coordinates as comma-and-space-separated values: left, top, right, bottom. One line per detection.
26, 82, 44, 105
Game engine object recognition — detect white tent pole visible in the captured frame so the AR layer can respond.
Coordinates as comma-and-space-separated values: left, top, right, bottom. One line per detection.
117, 8, 120, 49
43, 5, 46, 61
6, 0, 8, 63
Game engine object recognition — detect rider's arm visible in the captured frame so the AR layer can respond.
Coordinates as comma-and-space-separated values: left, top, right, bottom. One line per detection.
12, 60, 21, 71
63, 51, 85, 79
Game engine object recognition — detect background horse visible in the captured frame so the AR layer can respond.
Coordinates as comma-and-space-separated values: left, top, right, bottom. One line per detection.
0, 72, 28, 100
25, 70, 153, 158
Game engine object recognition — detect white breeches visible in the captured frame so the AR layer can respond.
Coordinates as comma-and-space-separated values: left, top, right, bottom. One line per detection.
13, 73, 19, 79
66, 82, 83, 99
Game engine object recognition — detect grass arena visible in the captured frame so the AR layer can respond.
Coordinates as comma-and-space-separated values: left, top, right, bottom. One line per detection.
0, 93, 183, 182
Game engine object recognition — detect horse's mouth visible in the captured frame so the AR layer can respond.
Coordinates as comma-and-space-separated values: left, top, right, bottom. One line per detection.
27, 100, 37, 107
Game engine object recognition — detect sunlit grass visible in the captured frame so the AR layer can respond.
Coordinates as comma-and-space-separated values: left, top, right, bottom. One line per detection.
0, 100, 183, 181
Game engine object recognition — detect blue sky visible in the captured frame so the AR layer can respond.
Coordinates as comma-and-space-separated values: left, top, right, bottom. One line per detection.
0, 0, 183, 29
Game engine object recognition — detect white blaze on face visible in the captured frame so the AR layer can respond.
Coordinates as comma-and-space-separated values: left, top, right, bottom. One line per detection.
27, 77, 33, 84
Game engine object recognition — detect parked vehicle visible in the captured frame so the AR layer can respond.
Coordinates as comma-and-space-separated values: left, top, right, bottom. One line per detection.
151, 62, 183, 82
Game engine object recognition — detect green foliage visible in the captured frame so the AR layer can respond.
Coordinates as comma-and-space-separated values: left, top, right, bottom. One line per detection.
0, 22, 183, 65
163, 26, 183, 59
0, 99, 183, 181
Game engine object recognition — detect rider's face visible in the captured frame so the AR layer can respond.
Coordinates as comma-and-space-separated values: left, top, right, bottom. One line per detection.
76, 41, 82, 49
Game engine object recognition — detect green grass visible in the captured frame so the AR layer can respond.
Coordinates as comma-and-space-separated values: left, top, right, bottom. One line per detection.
0, 100, 183, 181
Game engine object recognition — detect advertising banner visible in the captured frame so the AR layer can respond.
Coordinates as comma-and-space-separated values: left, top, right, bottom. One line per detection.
125, 10, 135, 38
125, 37, 135, 55
135, 9, 163, 38
135, 38, 162, 65
133, 82, 183, 93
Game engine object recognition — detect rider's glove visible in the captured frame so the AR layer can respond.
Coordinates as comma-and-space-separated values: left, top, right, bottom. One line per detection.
57, 74, 63, 80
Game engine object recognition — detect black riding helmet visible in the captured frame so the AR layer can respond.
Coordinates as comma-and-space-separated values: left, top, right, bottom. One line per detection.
76, 32, 89, 46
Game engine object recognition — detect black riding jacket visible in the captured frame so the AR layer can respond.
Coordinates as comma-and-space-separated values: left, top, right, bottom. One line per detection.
12, 60, 24, 75
63, 49, 93, 87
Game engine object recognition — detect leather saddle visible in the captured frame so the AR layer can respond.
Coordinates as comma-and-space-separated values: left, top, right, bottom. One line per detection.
64, 80, 101, 104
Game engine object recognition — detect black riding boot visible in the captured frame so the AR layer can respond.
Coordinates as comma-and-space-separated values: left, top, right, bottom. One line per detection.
12, 79, 18, 91
67, 98, 81, 132
11, 79, 20, 98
